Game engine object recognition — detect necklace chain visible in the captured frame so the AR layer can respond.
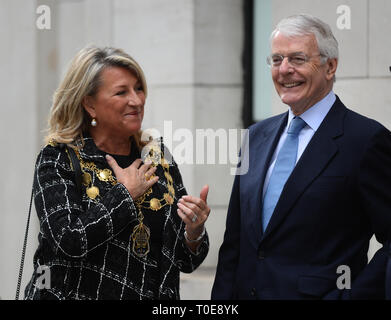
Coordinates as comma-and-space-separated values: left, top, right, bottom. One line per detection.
70, 144, 175, 258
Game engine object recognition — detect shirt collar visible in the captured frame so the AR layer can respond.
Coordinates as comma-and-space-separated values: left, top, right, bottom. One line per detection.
287, 90, 336, 131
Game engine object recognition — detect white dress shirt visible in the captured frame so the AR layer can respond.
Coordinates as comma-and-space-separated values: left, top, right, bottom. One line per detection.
262, 91, 336, 198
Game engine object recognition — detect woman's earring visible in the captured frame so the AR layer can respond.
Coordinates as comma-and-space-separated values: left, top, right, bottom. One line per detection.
91, 118, 97, 127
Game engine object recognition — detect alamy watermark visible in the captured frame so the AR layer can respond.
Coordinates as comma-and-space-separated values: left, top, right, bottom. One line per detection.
36, 4, 352, 32
32, 263, 352, 292
35, 265, 51, 290
140, 121, 249, 175
336, 5, 351, 30
336, 265, 351, 290
36, 5, 51, 30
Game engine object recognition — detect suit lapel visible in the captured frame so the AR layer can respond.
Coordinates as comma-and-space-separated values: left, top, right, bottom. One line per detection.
241, 113, 288, 248
261, 98, 346, 242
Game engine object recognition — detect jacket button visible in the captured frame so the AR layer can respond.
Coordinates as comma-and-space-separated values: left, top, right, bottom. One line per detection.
258, 249, 266, 259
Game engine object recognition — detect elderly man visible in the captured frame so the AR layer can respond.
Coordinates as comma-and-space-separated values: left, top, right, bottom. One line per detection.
212, 14, 391, 299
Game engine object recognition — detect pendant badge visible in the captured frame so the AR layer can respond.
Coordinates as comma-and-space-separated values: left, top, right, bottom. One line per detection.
86, 186, 99, 199
131, 221, 150, 258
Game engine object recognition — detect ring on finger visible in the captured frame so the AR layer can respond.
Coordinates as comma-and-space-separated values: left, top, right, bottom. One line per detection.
145, 173, 154, 181
191, 214, 197, 223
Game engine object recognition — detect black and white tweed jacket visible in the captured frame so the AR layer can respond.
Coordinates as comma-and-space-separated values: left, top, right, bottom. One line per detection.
24, 136, 209, 300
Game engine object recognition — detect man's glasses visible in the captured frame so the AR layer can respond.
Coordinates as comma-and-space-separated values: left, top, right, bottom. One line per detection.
266, 53, 324, 68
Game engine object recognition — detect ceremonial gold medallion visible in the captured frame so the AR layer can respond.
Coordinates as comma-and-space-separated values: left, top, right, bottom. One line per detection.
150, 198, 161, 211
98, 169, 111, 182
82, 172, 92, 186
86, 186, 99, 199
131, 221, 150, 258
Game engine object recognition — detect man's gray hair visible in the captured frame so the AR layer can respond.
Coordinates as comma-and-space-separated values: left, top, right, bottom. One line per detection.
271, 14, 339, 63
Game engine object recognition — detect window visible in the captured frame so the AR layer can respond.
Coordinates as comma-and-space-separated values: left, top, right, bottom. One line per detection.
243, 0, 272, 127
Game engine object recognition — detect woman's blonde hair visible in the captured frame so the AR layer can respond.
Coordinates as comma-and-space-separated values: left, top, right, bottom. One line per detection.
45, 45, 148, 149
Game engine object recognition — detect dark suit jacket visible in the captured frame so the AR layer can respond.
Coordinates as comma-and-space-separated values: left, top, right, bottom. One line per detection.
212, 96, 391, 299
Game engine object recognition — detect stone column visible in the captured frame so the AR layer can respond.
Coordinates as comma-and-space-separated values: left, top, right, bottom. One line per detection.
0, 0, 38, 300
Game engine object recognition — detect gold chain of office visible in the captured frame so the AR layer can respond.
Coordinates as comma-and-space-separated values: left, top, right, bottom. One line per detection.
66, 145, 175, 211
64, 143, 175, 258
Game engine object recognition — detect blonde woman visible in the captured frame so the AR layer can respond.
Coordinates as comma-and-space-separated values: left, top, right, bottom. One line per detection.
24, 46, 210, 300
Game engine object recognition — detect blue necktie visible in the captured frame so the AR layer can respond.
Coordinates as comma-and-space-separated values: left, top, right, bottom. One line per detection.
262, 117, 306, 232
